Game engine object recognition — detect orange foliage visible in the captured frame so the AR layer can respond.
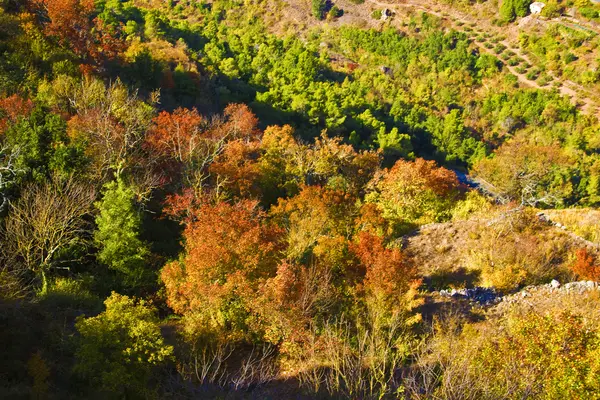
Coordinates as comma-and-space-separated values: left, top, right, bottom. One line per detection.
271, 185, 357, 258
370, 158, 462, 226
161, 200, 283, 318
221, 103, 260, 139
39, 0, 124, 66
209, 139, 262, 198
146, 104, 260, 168
383, 158, 460, 197
0, 95, 34, 132
570, 248, 600, 281
350, 232, 417, 298
146, 108, 205, 163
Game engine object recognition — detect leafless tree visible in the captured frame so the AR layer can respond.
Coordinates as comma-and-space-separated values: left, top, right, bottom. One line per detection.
0, 145, 24, 214
1, 176, 96, 293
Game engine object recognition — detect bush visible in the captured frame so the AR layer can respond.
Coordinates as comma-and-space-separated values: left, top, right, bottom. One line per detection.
75, 292, 173, 397
465, 209, 571, 291
39, 277, 102, 312
570, 248, 600, 281
328, 5, 343, 19
408, 309, 600, 398
494, 44, 507, 54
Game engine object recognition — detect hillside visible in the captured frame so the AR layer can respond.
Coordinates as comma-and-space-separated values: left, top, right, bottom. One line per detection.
2, 0, 600, 398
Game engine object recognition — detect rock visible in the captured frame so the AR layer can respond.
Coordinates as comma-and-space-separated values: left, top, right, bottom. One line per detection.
587, 281, 596, 289
550, 279, 561, 289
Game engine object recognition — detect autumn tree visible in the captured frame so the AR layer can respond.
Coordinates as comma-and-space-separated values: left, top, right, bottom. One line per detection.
209, 139, 262, 199
366, 158, 462, 231
570, 248, 600, 281
146, 103, 260, 189
0, 94, 34, 132
161, 199, 283, 337
350, 232, 421, 327
473, 139, 573, 206
37, 0, 125, 66
62, 77, 156, 184
271, 185, 357, 260
1, 176, 96, 292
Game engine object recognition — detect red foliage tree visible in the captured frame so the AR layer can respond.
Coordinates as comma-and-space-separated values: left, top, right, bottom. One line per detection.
0, 95, 34, 132
146, 108, 205, 163
350, 232, 422, 325
209, 139, 262, 198
38, 0, 124, 66
161, 199, 283, 334
221, 103, 260, 140
570, 248, 600, 281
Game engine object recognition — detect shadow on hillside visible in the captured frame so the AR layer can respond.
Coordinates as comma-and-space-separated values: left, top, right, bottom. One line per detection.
423, 267, 481, 291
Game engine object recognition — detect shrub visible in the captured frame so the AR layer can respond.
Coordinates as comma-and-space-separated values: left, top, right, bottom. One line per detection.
466, 209, 571, 291
312, 0, 327, 20
75, 292, 173, 396
408, 309, 600, 398
570, 248, 600, 281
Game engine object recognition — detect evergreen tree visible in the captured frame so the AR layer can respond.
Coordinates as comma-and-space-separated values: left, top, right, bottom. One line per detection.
312, 0, 327, 20
94, 179, 150, 286
500, 0, 517, 22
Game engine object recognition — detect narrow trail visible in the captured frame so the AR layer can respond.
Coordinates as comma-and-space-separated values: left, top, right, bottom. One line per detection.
364, 0, 600, 118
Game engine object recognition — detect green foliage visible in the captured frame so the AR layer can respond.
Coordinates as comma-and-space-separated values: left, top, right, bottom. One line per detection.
3, 107, 86, 184
40, 277, 102, 312
312, 0, 327, 20
500, 0, 531, 22
94, 179, 150, 286
75, 292, 173, 396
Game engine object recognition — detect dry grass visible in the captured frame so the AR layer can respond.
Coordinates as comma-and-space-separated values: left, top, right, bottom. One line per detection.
543, 208, 600, 245
405, 206, 587, 292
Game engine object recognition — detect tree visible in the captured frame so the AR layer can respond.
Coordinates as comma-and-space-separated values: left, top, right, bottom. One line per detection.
75, 292, 173, 396
94, 179, 150, 286
0, 94, 34, 132
145, 103, 260, 188
350, 231, 421, 328
161, 199, 283, 336
38, 0, 125, 66
500, 0, 530, 22
146, 107, 205, 164
366, 158, 462, 230
312, 0, 327, 20
473, 140, 573, 206
271, 185, 357, 260
62, 78, 155, 182
2, 177, 96, 292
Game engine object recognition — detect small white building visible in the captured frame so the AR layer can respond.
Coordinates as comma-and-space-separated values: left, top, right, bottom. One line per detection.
530, 2, 546, 15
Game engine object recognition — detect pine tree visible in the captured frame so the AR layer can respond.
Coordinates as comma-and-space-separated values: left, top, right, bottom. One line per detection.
95, 179, 149, 286
312, 0, 327, 20
500, 0, 517, 22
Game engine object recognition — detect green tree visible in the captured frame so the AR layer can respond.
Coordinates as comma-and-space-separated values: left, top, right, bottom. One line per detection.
94, 179, 150, 286
75, 292, 173, 397
312, 0, 327, 20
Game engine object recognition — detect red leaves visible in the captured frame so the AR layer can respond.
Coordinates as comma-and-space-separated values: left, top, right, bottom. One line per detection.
221, 103, 260, 139
350, 232, 416, 297
0, 95, 34, 132
570, 248, 600, 281
161, 199, 283, 315
384, 158, 460, 198
39, 0, 125, 67
147, 108, 205, 163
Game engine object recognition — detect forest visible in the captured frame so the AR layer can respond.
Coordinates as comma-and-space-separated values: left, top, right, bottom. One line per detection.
2, 0, 600, 398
